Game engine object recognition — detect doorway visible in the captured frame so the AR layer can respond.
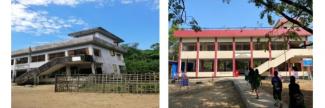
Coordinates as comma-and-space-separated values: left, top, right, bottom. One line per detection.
236, 59, 250, 75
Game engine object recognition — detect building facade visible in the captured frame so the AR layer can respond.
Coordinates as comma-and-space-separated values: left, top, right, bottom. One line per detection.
11, 27, 126, 84
174, 20, 312, 78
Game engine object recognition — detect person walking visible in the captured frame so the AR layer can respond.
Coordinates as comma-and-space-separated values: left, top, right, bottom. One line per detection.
272, 71, 283, 107
252, 69, 261, 99
289, 76, 305, 108
248, 67, 254, 92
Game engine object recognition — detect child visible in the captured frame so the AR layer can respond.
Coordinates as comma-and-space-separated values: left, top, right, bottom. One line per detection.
272, 71, 283, 107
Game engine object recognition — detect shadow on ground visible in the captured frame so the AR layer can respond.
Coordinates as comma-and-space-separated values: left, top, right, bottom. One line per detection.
169, 80, 245, 108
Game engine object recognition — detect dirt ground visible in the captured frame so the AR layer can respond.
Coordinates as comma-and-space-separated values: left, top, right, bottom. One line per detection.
169, 80, 245, 108
261, 79, 313, 108
12, 85, 159, 108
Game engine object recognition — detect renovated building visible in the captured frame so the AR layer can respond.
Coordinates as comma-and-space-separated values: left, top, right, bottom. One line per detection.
11, 27, 126, 84
173, 19, 312, 78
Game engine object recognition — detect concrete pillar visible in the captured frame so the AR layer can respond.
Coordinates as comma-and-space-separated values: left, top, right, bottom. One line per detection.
12, 59, 17, 81
88, 45, 94, 55
91, 63, 96, 74
250, 37, 254, 68
65, 50, 69, 57
232, 37, 236, 77
66, 66, 71, 76
177, 38, 183, 77
195, 38, 200, 78
214, 38, 218, 77
45, 54, 49, 62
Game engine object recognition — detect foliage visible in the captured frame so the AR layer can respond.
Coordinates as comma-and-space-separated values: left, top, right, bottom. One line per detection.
249, 0, 312, 34
121, 43, 159, 74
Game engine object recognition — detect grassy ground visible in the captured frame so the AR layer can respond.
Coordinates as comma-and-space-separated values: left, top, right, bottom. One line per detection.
261, 79, 313, 108
169, 80, 245, 108
12, 85, 159, 108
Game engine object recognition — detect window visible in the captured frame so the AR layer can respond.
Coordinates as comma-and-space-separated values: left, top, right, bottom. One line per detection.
48, 52, 65, 60
16, 57, 28, 64
236, 42, 250, 50
200, 42, 214, 51
181, 59, 196, 72
110, 50, 115, 56
93, 48, 101, 57
112, 64, 118, 73
254, 42, 267, 50
182, 43, 196, 51
218, 59, 233, 71
271, 42, 286, 50
219, 42, 233, 51
119, 65, 126, 73
31, 55, 45, 62
68, 48, 89, 56
199, 59, 214, 72
117, 53, 122, 61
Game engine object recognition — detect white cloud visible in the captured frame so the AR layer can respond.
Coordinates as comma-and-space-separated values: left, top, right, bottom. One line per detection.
11, 0, 158, 35
11, 0, 98, 35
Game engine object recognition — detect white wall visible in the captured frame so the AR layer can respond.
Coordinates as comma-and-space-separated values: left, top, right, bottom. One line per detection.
92, 45, 125, 74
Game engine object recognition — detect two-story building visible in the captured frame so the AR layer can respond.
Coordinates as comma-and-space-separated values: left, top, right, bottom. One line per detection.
173, 19, 312, 78
11, 27, 126, 84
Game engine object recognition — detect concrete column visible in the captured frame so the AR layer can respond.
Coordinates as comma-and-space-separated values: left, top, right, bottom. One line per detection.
45, 54, 49, 62
250, 37, 254, 68
195, 38, 200, 78
232, 37, 236, 77
12, 59, 17, 81
88, 45, 94, 55
268, 41, 274, 76
177, 38, 183, 78
91, 63, 96, 74
65, 50, 69, 57
214, 38, 218, 77
66, 66, 71, 76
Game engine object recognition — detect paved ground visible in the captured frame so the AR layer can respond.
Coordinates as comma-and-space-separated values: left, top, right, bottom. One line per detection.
261, 79, 313, 108
12, 85, 159, 108
169, 78, 245, 108
233, 77, 288, 108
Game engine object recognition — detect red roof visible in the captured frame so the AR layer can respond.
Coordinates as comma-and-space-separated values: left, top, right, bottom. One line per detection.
174, 28, 311, 38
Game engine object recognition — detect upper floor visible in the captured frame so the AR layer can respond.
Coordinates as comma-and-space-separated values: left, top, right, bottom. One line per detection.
11, 27, 126, 70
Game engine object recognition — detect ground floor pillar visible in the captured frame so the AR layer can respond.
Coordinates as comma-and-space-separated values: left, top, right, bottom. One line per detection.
177, 38, 183, 77
66, 66, 71, 76
195, 38, 200, 78
214, 38, 218, 77
232, 37, 236, 77
91, 63, 96, 74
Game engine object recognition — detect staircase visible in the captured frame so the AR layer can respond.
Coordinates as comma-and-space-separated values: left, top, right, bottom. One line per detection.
256, 49, 312, 75
15, 55, 93, 85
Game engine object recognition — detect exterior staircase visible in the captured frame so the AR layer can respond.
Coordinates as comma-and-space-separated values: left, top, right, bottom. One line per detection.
256, 49, 312, 75
15, 55, 93, 85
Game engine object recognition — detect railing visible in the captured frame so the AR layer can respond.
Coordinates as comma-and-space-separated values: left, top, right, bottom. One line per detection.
55, 73, 159, 94
15, 55, 94, 85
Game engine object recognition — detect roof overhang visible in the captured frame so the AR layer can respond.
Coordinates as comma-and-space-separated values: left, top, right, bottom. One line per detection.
173, 28, 311, 38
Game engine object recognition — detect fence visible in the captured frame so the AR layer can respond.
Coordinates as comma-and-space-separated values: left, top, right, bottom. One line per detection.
55, 73, 159, 94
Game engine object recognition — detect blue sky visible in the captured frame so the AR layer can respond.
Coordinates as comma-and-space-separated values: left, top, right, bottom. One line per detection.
180, 0, 280, 28
12, 0, 159, 50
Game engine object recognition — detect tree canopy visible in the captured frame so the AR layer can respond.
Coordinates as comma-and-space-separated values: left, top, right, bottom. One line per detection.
121, 43, 159, 74
168, 0, 313, 34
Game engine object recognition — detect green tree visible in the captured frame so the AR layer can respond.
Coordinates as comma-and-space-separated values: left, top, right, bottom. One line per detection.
121, 43, 159, 74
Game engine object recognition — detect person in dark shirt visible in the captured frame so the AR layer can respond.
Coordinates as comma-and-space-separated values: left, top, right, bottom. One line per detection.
271, 71, 282, 107
252, 69, 261, 99
289, 76, 305, 108
248, 67, 254, 92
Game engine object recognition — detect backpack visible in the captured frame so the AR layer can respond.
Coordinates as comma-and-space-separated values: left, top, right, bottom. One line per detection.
294, 93, 305, 107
